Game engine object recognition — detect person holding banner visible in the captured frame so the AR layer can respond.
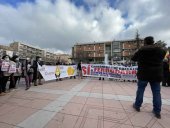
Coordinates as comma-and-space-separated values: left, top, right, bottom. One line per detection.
22, 57, 34, 90
99, 77, 104, 80
11, 56, 22, 89
131, 36, 166, 119
0, 58, 4, 96
0, 55, 13, 94
8, 55, 20, 90
55, 62, 62, 81
8, 56, 17, 91
33, 56, 43, 86
77, 60, 83, 79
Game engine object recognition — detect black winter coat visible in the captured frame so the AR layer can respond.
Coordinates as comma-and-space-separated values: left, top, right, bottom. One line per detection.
32, 60, 43, 80
131, 45, 166, 82
163, 61, 169, 77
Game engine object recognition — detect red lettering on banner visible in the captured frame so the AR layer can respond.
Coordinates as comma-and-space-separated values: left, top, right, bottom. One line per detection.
97, 67, 100, 72
122, 70, 125, 74
126, 70, 129, 74
87, 65, 90, 75
112, 69, 115, 73
106, 68, 109, 73
94, 68, 97, 72
100, 68, 102, 72
132, 70, 137, 74
82, 66, 87, 75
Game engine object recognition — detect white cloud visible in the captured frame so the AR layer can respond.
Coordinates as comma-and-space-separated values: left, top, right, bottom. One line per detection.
0, 0, 170, 55
117, 0, 170, 44
0, 0, 124, 53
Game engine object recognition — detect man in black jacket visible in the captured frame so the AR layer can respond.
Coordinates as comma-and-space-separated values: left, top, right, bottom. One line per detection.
131, 36, 166, 119
33, 56, 43, 86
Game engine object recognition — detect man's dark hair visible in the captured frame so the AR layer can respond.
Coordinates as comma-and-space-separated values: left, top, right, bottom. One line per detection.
144, 36, 154, 45
11, 55, 18, 61
36, 56, 40, 61
2, 55, 10, 60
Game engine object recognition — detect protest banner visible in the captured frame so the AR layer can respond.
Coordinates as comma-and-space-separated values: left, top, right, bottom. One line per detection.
38, 64, 137, 81
38, 65, 77, 81
81, 64, 137, 80
8, 63, 16, 73
1, 61, 10, 71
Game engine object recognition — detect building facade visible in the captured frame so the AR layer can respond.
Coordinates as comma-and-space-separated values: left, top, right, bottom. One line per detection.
10, 42, 45, 59
121, 39, 144, 61
72, 42, 107, 63
56, 54, 72, 64
72, 39, 144, 63
0, 44, 19, 58
45, 51, 57, 64
1, 42, 72, 65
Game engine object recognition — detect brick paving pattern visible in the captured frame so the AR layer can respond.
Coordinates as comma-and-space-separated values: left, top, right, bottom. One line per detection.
0, 78, 170, 128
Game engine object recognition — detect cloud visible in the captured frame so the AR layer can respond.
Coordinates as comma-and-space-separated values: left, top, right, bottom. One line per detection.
0, 0, 124, 53
0, 0, 170, 55
117, 0, 170, 44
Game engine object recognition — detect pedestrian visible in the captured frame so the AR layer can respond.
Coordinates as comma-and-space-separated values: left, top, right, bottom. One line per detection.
131, 36, 166, 119
162, 58, 170, 87
32, 56, 43, 86
0, 57, 4, 96
55, 62, 62, 81
1, 55, 13, 94
99, 77, 104, 80
77, 60, 82, 79
9, 55, 21, 90
22, 58, 34, 90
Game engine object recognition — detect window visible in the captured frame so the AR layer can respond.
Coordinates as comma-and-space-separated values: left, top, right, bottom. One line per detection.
113, 49, 120, 52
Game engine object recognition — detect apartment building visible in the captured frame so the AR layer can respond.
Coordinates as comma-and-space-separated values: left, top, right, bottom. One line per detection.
0, 44, 19, 58
121, 39, 144, 61
0, 49, 4, 59
72, 39, 144, 63
45, 51, 56, 63
72, 41, 106, 63
10, 42, 45, 59
56, 54, 72, 64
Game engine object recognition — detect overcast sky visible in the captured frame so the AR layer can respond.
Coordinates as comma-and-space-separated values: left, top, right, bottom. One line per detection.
0, 0, 170, 54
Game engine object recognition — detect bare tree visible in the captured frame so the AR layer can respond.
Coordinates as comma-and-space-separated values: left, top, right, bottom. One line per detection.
155, 40, 167, 49
136, 30, 140, 49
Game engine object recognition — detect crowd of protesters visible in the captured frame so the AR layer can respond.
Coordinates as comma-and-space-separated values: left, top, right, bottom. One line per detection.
0, 54, 84, 96
0, 55, 44, 96
1, 38, 170, 98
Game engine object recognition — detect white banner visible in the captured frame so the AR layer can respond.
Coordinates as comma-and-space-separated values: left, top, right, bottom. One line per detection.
1, 61, 10, 71
81, 64, 137, 80
8, 63, 16, 73
38, 65, 77, 81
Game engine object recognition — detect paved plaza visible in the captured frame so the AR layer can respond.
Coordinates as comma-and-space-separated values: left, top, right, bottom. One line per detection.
0, 78, 170, 128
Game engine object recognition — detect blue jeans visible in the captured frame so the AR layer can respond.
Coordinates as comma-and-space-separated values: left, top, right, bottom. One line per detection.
135, 80, 162, 114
